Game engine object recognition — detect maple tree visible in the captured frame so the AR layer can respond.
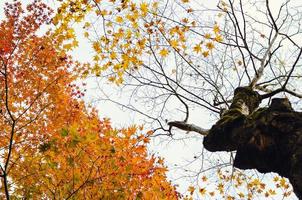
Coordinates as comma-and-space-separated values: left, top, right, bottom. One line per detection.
0, 1, 178, 199
52, 0, 302, 199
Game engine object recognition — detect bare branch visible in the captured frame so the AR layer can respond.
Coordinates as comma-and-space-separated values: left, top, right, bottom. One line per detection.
168, 121, 209, 136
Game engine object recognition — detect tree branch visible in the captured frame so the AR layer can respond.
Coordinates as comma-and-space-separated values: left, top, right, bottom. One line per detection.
168, 121, 209, 136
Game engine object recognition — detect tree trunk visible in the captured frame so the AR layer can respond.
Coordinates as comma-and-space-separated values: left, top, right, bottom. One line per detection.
203, 87, 302, 199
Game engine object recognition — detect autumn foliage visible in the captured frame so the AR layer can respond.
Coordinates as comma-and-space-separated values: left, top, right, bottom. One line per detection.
1, 0, 299, 199
0, 1, 177, 199
50, 0, 299, 199
52, 0, 223, 84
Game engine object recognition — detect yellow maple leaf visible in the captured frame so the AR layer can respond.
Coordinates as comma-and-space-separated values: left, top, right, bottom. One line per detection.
238, 192, 245, 198
93, 55, 100, 61
170, 39, 178, 48
269, 189, 276, 195
215, 34, 223, 42
72, 40, 79, 47
226, 195, 235, 200
63, 43, 72, 50
152, 2, 159, 9
251, 178, 261, 186
110, 52, 117, 59
206, 42, 214, 50
84, 32, 89, 38
188, 186, 195, 195
273, 176, 279, 182
213, 24, 220, 34
280, 178, 287, 188
108, 76, 116, 82
217, 183, 224, 194
193, 44, 202, 53
159, 48, 169, 57
83, 22, 91, 28
199, 187, 206, 196
182, 18, 189, 23
202, 51, 209, 57
204, 33, 211, 39
115, 16, 124, 23
201, 176, 208, 182
140, 2, 149, 16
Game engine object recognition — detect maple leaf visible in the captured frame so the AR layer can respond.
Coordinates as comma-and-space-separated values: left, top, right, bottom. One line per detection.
206, 42, 215, 50
209, 191, 215, 196
193, 44, 202, 53
140, 2, 149, 16
188, 186, 195, 195
202, 51, 209, 57
159, 48, 169, 57
201, 175, 208, 182
204, 33, 211, 39
213, 24, 220, 34
199, 187, 206, 196
269, 189, 277, 195
238, 192, 245, 198
215, 34, 223, 42
115, 16, 124, 23
170, 39, 179, 49
217, 183, 224, 194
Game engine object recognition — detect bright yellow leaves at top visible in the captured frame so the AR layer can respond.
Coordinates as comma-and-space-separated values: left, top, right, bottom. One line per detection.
52, 0, 225, 82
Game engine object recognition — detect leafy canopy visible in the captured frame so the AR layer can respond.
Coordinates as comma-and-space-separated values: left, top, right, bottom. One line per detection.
0, 1, 177, 199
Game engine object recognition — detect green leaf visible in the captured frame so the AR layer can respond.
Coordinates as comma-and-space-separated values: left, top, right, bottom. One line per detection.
61, 128, 69, 137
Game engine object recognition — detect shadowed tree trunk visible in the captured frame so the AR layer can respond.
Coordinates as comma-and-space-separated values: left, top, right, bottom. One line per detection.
203, 87, 302, 199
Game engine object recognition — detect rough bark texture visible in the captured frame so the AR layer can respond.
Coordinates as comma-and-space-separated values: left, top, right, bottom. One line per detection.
203, 87, 302, 199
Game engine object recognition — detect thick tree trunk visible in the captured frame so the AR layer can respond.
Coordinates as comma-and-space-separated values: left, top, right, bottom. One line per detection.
203, 87, 302, 199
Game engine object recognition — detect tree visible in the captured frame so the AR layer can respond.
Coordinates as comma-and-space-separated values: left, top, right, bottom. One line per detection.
0, 1, 178, 199
54, 0, 302, 199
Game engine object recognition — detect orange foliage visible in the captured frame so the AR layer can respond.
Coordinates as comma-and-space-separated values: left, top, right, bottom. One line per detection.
0, 1, 178, 199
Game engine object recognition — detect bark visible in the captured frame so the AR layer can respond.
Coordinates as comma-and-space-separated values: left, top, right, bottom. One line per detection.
203, 87, 302, 199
